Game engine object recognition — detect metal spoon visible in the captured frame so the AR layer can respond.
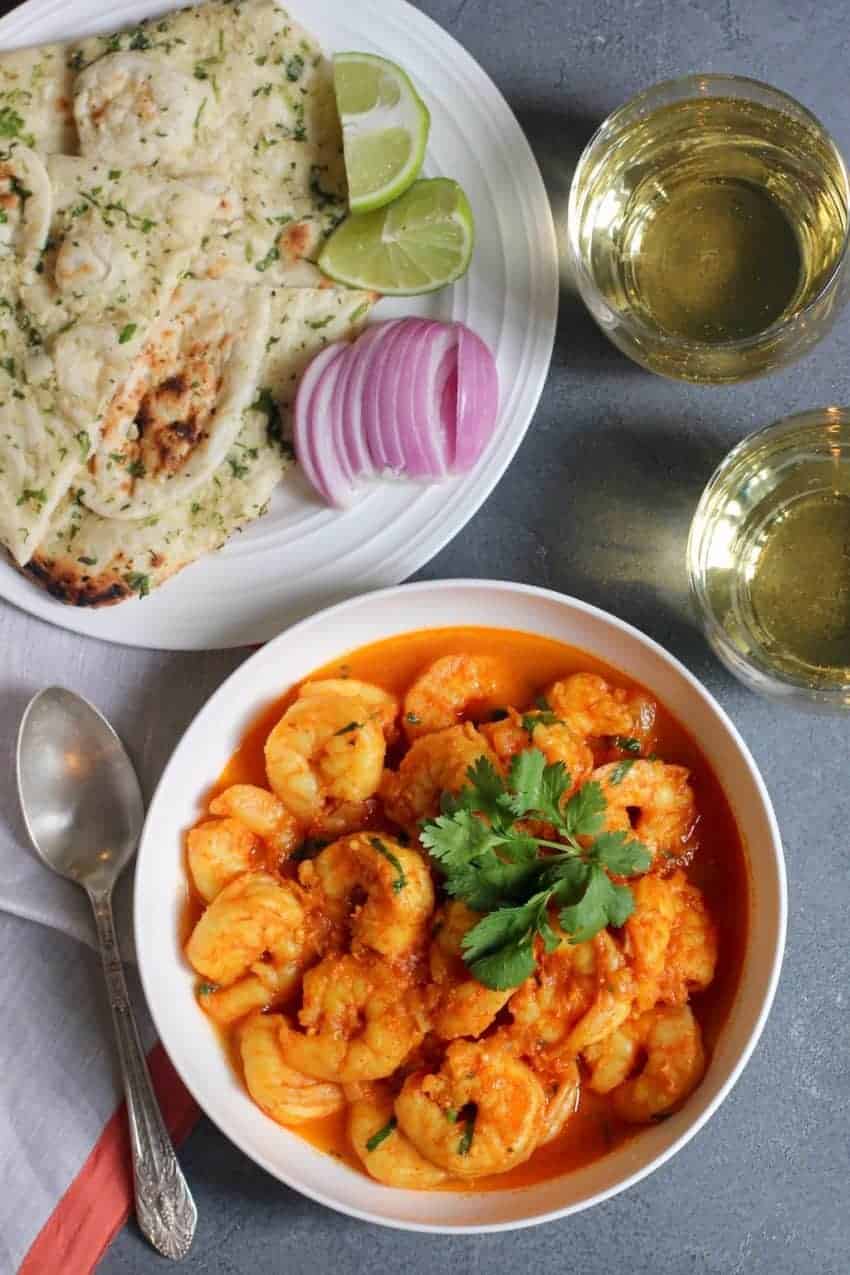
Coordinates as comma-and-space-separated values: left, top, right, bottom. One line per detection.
16, 687, 197, 1261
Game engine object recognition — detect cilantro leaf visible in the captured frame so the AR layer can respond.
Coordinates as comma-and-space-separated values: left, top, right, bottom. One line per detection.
564, 780, 606, 839
558, 863, 635, 942
502, 750, 571, 831
614, 735, 641, 754
521, 709, 562, 734
461, 890, 554, 989
589, 830, 652, 876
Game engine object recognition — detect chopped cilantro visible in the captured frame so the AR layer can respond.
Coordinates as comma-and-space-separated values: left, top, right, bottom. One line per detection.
118, 322, 137, 345
365, 1117, 396, 1153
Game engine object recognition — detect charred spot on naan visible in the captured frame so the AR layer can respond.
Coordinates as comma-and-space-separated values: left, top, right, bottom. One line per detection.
23, 554, 134, 607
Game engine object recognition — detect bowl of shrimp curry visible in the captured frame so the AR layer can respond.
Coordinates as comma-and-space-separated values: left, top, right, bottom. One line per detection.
135, 580, 785, 1231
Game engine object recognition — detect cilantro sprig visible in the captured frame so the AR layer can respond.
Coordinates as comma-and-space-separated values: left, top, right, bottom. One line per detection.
419, 751, 650, 990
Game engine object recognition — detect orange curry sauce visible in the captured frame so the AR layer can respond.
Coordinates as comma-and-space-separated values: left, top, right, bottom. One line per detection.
182, 626, 749, 1192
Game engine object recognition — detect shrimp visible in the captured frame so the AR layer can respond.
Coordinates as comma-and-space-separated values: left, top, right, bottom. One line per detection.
240, 1012, 344, 1124
298, 678, 399, 743
347, 1083, 447, 1188
209, 785, 301, 860
546, 673, 633, 741
403, 654, 510, 739
299, 833, 435, 959
582, 1022, 642, 1094
381, 723, 496, 829
538, 1060, 581, 1145
480, 708, 594, 790
625, 871, 717, 1012
186, 872, 315, 1025
395, 1039, 546, 1178
593, 759, 697, 861
265, 689, 386, 825
610, 1006, 706, 1124
277, 953, 426, 1082
506, 929, 634, 1073
428, 901, 511, 1040
187, 817, 260, 903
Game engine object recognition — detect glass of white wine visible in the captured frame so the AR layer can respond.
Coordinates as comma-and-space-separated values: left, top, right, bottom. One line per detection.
688, 407, 850, 707
567, 75, 850, 383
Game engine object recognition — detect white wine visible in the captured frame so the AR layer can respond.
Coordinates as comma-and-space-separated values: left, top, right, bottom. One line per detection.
570, 84, 850, 381
689, 410, 850, 700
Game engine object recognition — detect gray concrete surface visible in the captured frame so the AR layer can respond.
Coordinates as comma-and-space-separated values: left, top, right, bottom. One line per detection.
102, 1, 850, 1271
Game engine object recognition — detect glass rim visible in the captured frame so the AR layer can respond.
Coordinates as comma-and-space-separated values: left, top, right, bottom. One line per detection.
687, 406, 850, 704
567, 73, 850, 356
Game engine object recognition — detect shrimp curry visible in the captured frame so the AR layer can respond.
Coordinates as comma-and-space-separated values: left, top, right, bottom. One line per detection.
182, 627, 748, 1191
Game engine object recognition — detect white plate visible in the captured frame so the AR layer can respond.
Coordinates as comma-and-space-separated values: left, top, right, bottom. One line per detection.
0, 0, 558, 650
135, 580, 787, 1233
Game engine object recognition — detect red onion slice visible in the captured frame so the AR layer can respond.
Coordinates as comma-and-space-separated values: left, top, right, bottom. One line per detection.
293, 341, 345, 502
406, 321, 457, 478
363, 318, 420, 473
340, 321, 400, 478
454, 324, 499, 472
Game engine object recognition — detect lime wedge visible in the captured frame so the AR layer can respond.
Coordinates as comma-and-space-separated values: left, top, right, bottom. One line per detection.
318, 178, 475, 296
334, 51, 430, 213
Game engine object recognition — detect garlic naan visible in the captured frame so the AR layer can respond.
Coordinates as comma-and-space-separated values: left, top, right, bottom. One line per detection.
80, 279, 271, 519
69, 0, 347, 285
26, 284, 374, 603
0, 155, 215, 564
0, 42, 76, 154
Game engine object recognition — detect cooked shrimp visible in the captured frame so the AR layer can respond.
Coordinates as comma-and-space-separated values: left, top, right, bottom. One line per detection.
299, 833, 435, 959
395, 1039, 546, 1178
186, 871, 314, 1024
403, 654, 510, 739
209, 785, 301, 860
610, 1006, 706, 1124
187, 817, 260, 903
240, 1012, 344, 1124
625, 871, 717, 1012
277, 953, 426, 1082
506, 929, 633, 1072
593, 759, 697, 861
428, 901, 511, 1040
582, 1022, 642, 1094
480, 708, 593, 790
538, 1060, 581, 1145
381, 723, 496, 829
298, 678, 399, 742
265, 690, 386, 825
546, 673, 633, 740
347, 1083, 447, 1188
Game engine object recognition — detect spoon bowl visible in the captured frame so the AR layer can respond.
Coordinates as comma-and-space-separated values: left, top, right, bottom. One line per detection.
17, 686, 144, 893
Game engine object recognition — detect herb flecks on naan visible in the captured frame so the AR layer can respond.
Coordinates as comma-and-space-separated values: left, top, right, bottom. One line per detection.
70, 0, 347, 285
0, 152, 216, 564
0, 43, 76, 154
26, 284, 374, 605
80, 279, 271, 520
27, 407, 286, 605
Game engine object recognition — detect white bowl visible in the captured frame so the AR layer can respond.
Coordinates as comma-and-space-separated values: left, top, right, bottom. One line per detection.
134, 580, 786, 1233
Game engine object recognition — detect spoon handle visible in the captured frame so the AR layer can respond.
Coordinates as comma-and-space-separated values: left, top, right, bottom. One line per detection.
89, 889, 197, 1260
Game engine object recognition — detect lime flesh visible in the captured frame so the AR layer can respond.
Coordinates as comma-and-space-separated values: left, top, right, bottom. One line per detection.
318, 177, 475, 296
334, 51, 431, 214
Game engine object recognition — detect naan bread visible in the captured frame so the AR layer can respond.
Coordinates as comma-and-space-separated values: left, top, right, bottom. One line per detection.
26, 408, 287, 605
26, 285, 375, 603
0, 156, 216, 564
0, 42, 76, 154
69, 0, 347, 285
79, 279, 271, 519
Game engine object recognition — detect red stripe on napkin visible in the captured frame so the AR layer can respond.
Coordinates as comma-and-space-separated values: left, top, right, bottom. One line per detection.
19, 1044, 199, 1275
